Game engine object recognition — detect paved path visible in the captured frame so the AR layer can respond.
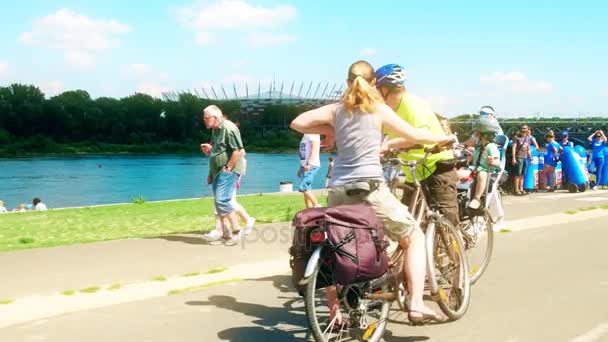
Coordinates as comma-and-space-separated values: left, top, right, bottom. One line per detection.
1, 190, 608, 341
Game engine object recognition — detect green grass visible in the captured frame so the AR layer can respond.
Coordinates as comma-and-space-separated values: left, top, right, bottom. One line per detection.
61, 289, 75, 296
499, 229, 512, 233
565, 204, 608, 215
107, 284, 122, 291
0, 298, 15, 305
206, 267, 227, 275
79, 286, 101, 294
0, 193, 326, 252
167, 278, 243, 295
151, 276, 167, 282
181, 272, 201, 277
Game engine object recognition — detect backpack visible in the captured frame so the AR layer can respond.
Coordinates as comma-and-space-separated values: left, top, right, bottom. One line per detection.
289, 207, 333, 296
289, 203, 389, 294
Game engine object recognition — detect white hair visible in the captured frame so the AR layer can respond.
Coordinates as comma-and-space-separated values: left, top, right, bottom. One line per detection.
204, 105, 223, 118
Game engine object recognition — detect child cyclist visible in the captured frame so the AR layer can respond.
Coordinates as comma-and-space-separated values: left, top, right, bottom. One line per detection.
466, 116, 502, 210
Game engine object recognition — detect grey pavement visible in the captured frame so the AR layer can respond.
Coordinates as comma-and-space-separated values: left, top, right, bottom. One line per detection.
1, 214, 607, 341
2, 190, 608, 299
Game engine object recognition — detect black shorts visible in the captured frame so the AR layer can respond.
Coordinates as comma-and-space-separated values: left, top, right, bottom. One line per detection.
515, 158, 527, 176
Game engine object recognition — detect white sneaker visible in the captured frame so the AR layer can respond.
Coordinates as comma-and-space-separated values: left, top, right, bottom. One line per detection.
593, 186, 599, 191
240, 218, 256, 236
224, 234, 241, 246
203, 229, 222, 242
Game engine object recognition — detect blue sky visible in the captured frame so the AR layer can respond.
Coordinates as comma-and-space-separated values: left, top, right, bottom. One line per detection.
0, 0, 607, 117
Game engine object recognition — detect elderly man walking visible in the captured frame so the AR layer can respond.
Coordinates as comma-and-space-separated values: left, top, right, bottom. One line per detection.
201, 105, 248, 246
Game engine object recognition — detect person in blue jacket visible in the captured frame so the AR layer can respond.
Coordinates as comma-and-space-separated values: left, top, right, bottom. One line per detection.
588, 129, 607, 190
540, 130, 561, 191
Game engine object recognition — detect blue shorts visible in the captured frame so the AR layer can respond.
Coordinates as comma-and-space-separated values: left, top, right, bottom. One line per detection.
515, 158, 527, 176
212, 171, 239, 216
298, 166, 320, 192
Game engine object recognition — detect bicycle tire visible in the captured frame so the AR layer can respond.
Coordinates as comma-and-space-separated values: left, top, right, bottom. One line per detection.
304, 257, 390, 342
464, 211, 494, 285
425, 216, 471, 321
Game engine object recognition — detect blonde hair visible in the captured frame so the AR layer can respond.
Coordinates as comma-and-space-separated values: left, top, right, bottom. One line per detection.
342, 60, 384, 114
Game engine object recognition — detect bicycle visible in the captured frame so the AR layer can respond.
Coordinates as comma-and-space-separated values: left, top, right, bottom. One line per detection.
453, 134, 508, 284
300, 145, 470, 342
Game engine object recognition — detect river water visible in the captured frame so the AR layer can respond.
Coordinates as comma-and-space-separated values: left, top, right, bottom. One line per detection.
0, 153, 332, 209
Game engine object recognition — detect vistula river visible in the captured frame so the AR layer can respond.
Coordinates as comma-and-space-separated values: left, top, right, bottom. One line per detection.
0, 153, 333, 209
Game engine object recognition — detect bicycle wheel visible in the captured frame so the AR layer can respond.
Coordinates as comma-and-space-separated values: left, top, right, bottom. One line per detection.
304, 255, 391, 342
461, 210, 494, 285
425, 216, 471, 321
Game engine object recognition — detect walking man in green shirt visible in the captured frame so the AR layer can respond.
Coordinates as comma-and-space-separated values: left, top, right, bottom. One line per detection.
201, 105, 247, 246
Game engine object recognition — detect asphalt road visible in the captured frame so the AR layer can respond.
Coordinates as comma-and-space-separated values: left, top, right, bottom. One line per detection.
1, 192, 608, 341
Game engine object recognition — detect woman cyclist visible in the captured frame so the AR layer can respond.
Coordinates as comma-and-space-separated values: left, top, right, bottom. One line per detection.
290, 60, 454, 324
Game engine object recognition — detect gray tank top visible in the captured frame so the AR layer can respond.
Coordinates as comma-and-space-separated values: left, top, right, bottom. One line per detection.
330, 104, 385, 186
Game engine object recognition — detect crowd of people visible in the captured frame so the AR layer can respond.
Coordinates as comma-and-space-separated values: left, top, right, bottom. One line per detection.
0, 198, 47, 213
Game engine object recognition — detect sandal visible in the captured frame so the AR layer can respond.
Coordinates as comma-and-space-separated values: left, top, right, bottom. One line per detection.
407, 310, 448, 325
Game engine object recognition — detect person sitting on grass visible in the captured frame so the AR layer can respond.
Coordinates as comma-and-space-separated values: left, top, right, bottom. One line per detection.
467, 117, 502, 210
33, 197, 48, 211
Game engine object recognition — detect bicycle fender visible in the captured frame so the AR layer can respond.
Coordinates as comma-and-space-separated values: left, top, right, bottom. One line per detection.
299, 246, 323, 285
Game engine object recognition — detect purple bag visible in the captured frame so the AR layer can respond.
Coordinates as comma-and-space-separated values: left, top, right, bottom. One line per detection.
324, 203, 388, 285
289, 207, 328, 295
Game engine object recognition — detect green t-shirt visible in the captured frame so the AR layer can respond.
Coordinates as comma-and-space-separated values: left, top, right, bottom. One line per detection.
390, 93, 454, 182
469, 142, 500, 173
209, 120, 245, 180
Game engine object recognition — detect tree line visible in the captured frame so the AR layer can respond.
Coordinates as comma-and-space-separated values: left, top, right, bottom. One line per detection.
0, 83, 308, 156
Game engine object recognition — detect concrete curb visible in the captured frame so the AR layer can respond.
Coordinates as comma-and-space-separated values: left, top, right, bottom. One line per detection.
0, 258, 290, 329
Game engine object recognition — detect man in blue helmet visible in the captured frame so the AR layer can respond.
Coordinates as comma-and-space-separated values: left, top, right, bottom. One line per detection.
376, 64, 459, 226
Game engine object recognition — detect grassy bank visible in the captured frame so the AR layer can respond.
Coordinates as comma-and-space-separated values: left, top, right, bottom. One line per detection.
0, 193, 327, 252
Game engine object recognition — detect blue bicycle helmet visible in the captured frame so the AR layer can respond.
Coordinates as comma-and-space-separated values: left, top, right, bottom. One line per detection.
375, 64, 406, 87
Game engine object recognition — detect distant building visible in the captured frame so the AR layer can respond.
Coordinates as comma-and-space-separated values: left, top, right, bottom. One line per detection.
162, 81, 342, 116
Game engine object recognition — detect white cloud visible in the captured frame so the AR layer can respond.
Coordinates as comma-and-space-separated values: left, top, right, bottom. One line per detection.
359, 48, 377, 57
247, 32, 295, 47
128, 63, 150, 76
136, 82, 168, 98
480, 71, 553, 94
40, 80, 65, 97
175, 0, 296, 46
65, 50, 96, 70
0, 61, 7, 74
19, 9, 130, 69
419, 95, 455, 114
601, 89, 608, 97
230, 59, 248, 69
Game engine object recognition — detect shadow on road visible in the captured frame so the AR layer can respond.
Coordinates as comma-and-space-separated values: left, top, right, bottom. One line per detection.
186, 294, 309, 341
253, 274, 295, 294
186, 276, 431, 341
383, 330, 430, 342
153, 233, 208, 245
